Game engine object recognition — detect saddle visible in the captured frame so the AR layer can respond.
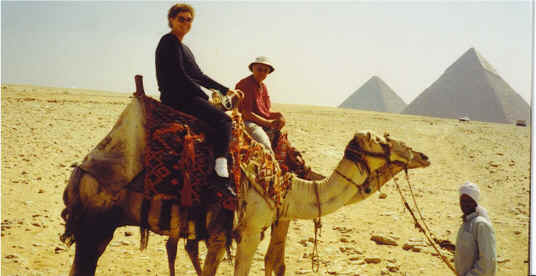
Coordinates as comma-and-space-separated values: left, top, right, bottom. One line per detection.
267, 128, 325, 181
78, 92, 322, 212
142, 95, 236, 210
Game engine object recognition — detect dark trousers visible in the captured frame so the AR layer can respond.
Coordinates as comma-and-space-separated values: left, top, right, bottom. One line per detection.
167, 96, 232, 158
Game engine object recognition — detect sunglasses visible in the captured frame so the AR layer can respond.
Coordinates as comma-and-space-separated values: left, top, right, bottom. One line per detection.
254, 66, 271, 73
177, 16, 193, 23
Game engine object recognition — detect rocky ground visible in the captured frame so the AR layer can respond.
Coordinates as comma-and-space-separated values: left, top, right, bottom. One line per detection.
1, 84, 530, 275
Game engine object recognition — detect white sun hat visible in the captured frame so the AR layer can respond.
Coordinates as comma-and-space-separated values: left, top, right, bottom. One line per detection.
248, 56, 275, 73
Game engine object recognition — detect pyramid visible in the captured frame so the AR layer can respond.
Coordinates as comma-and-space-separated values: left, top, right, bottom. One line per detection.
339, 76, 407, 113
402, 48, 530, 124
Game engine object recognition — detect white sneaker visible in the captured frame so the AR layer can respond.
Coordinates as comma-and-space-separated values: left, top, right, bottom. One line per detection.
214, 157, 229, 178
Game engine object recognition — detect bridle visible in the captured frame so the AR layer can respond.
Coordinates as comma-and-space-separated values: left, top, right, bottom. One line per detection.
335, 137, 393, 194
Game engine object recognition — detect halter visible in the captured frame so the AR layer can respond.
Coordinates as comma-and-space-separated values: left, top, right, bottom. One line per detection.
336, 137, 392, 194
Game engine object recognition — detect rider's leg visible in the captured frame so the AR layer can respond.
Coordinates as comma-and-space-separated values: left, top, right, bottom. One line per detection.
244, 121, 272, 151
180, 97, 234, 190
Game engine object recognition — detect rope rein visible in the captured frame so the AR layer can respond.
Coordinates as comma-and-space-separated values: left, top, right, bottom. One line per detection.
390, 166, 457, 275
309, 138, 390, 272
312, 180, 322, 272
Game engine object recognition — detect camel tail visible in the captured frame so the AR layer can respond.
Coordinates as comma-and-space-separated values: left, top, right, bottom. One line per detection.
140, 226, 149, 251
60, 166, 84, 247
139, 198, 150, 251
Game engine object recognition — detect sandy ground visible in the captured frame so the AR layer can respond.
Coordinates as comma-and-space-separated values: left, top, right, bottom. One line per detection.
1, 84, 530, 275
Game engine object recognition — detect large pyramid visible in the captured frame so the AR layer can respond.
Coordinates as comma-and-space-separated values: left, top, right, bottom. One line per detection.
402, 48, 530, 124
339, 76, 407, 113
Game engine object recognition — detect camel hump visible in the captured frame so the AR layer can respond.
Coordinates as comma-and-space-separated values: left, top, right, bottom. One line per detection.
79, 151, 130, 193
78, 97, 146, 194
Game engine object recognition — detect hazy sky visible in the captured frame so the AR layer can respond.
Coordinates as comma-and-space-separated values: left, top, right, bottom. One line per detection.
1, 1, 533, 106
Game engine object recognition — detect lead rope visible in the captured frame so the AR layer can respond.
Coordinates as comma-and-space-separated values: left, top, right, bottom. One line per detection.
312, 180, 322, 272
389, 166, 457, 275
403, 168, 435, 238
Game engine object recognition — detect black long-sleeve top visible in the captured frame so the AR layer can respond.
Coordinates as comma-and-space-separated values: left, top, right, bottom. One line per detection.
155, 33, 228, 107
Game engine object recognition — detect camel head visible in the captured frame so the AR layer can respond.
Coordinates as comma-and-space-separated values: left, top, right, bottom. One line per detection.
347, 131, 416, 173
343, 132, 430, 205
406, 148, 430, 169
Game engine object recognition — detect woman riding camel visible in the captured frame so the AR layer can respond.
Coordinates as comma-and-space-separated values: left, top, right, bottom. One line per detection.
155, 3, 239, 196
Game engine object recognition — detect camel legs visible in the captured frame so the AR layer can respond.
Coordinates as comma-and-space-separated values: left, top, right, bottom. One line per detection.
202, 231, 227, 276
166, 237, 180, 276
68, 220, 116, 276
185, 239, 203, 276
166, 238, 202, 276
235, 227, 263, 276
264, 220, 290, 276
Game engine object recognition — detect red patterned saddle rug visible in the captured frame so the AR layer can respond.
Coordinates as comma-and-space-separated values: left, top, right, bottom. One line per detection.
142, 96, 235, 210
141, 94, 297, 212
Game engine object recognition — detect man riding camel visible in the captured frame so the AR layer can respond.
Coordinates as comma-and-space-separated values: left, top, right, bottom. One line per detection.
235, 56, 285, 151
236, 56, 321, 180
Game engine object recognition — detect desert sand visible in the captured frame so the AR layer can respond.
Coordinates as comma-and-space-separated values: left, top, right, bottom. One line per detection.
1, 84, 530, 275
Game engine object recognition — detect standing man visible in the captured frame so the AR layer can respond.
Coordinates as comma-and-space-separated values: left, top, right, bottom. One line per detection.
235, 56, 285, 151
455, 181, 496, 276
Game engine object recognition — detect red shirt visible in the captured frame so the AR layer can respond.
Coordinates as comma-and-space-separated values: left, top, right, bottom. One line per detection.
235, 75, 273, 119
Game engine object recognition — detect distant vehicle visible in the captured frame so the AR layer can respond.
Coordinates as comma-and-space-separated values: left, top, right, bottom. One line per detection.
515, 120, 527, 127
458, 114, 470, 122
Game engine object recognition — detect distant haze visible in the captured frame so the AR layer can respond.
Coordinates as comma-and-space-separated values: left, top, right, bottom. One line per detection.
1, 1, 532, 107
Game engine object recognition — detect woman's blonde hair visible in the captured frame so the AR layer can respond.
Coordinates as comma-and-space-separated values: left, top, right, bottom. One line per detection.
168, 3, 195, 28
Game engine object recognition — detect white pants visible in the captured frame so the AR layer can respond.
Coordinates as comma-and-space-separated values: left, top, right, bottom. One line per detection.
244, 121, 272, 151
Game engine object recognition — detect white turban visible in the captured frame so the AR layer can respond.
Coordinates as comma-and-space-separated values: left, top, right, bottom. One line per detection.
459, 181, 480, 203
459, 181, 490, 222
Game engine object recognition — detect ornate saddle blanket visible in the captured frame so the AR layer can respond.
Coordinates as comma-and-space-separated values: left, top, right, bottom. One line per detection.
142, 96, 236, 210
141, 95, 294, 211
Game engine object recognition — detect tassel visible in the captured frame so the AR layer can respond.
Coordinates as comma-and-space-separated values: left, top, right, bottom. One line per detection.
181, 168, 193, 207
180, 126, 196, 207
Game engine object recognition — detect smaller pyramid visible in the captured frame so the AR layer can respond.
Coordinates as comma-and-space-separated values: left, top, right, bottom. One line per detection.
339, 76, 407, 113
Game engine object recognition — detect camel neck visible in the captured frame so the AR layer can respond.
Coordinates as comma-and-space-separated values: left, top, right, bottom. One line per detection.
280, 159, 369, 220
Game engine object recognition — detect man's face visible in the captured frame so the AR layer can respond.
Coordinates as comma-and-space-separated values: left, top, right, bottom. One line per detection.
252, 64, 271, 83
170, 11, 193, 37
459, 194, 477, 215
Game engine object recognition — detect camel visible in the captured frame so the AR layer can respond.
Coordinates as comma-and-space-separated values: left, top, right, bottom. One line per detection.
61, 91, 240, 276
161, 94, 430, 276
224, 130, 429, 276
60, 79, 430, 276
261, 150, 429, 276
178, 134, 430, 276
156, 105, 429, 276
